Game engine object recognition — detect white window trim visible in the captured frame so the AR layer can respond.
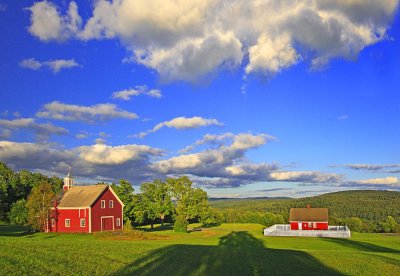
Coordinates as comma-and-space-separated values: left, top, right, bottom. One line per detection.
80, 218, 86, 228
51, 218, 55, 227
101, 200, 106, 208
116, 218, 121, 227
109, 200, 114, 208
65, 219, 70, 228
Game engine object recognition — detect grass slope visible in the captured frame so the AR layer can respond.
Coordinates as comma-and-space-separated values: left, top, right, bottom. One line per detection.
1, 224, 399, 275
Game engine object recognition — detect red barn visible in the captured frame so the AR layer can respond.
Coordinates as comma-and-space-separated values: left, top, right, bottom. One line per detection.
48, 172, 124, 233
289, 205, 328, 230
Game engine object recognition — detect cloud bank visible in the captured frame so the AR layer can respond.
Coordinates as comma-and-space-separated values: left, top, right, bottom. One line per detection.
27, 0, 399, 81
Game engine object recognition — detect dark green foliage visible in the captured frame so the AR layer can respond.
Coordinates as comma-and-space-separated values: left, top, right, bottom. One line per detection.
8, 199, 28, 225
173, 215, 189, 232
0, 162, 63, 222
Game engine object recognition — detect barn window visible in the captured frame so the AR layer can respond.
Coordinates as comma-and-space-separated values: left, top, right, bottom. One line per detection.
80, 218, 86, 227
313, 222, 317, 228
109, 200, 114, 208
116, 218, 121, 227
51, 218, 55, 227
308, 222, 312, 228
101, 200, 105, 208
65, 219, 70, 227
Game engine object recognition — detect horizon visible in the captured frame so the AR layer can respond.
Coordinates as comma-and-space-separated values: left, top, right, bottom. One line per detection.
1, 1, 399, 198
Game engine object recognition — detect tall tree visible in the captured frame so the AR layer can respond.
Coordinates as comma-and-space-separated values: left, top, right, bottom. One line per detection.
167, 176, 210, 232
26, 182, 55, 231
140, 179, 173, 228
111, 179, 135, 224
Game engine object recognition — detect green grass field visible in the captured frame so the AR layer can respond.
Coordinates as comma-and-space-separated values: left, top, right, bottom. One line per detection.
1, 223, 399, 275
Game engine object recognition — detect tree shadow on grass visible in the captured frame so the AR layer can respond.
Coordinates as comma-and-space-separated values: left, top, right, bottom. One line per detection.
0, 225, 33, 237
321, 238, 400, 253
113, 231, 341, 276
137, 224, 174, 232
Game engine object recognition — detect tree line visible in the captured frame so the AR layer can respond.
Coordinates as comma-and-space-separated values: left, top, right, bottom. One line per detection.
0, 162, 217, 232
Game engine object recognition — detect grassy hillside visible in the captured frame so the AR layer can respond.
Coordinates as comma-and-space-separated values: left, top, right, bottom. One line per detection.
1, 224, 399, 275
210, 190, 400, 222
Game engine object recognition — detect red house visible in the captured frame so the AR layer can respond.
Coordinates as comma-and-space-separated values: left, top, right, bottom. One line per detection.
48, 172, 124, 233
289, 205, 328, 230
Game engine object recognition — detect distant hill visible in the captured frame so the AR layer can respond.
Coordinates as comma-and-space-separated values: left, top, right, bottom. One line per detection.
210, 190, 400, 223
209, 196, 291, 201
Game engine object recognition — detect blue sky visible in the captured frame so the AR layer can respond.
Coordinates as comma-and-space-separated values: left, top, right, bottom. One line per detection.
0, 0, 399, 198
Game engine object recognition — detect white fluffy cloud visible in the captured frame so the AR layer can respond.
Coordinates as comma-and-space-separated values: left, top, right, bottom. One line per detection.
28, 1, 81, 41
20, 58, 81, 73
27, 0, 399, 81
0, 118, 68, 139
137, 116, 223, 138
36, 101, 138, 122
112, 85, 162, 100
77, 143, 163, 165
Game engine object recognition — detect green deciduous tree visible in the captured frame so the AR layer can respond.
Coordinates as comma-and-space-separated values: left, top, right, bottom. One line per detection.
8, 199, 28, 225
167, 176, 210, 232
26, 182, 55, 231
140, 179, 173, 228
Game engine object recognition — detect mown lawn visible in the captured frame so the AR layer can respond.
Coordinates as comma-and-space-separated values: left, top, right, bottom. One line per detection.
1, 223, 399, 275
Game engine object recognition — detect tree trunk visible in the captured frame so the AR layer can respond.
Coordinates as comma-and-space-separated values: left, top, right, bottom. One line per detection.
160, 214, 165, 226
151, 222, 154, 229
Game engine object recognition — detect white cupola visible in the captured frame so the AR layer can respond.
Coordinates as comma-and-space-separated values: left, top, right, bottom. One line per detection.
63, 168, 74, 192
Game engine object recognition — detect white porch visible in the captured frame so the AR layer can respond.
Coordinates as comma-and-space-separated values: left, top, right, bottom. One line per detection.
263, 224, 351, 238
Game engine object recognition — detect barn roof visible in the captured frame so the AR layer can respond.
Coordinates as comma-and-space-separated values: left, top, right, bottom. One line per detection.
58, 185, 109, 208
289, 207, 328, 222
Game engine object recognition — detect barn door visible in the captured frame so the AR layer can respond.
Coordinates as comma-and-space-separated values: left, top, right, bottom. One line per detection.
102, 217, 114, 231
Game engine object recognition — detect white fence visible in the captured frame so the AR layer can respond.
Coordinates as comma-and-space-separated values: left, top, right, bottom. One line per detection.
264, 224, 351, 238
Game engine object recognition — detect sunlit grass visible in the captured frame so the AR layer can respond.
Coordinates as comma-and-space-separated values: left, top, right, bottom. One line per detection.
1, 224, 399, 275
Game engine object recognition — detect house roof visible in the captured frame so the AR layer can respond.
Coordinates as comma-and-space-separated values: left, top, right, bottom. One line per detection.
289, 207, 329, 222
58, 185, 108, 208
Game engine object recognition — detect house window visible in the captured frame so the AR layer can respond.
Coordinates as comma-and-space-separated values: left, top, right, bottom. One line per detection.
51, 218, 55, 227
116, 218, 121, 227
308, 222, 312, 228
313, 222, 317, 228
101, 200, 106, 208
109, 200, 114, 208
65, 219, 70, 228
80, 218, 86, 227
